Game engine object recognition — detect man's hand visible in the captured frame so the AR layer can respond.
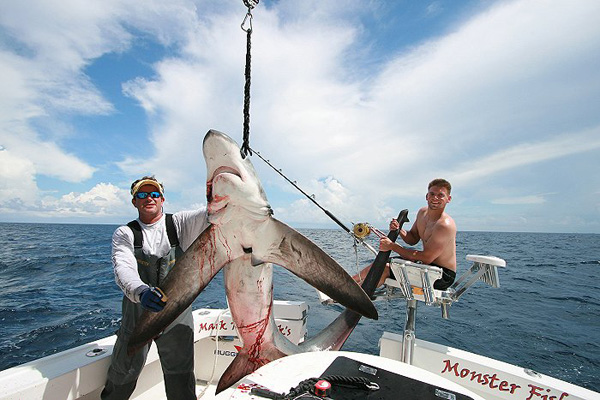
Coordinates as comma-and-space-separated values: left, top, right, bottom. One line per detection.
140, 287, 168, 312
389, 219, 400, 231
379, 237, 395, 252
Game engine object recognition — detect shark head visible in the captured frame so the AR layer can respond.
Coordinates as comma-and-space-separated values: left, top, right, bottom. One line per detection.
203, 130, 272, 225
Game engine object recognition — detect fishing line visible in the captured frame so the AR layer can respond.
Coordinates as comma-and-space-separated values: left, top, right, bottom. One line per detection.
250, 147, 379, 257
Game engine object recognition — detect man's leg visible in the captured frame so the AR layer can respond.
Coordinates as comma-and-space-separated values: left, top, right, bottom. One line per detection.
156, 323, 196, 400
101, 334, 149, 400
353, 262, 391, 288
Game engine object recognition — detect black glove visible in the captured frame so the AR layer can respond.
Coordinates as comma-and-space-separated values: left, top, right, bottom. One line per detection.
140, 287, 168, 312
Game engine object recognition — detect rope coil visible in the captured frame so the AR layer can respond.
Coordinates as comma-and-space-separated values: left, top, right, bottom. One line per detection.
285, 375, 379, 399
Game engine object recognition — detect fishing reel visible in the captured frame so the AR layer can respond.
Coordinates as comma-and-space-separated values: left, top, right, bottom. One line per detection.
352, 223, 386, 239
352, 223, 371, 239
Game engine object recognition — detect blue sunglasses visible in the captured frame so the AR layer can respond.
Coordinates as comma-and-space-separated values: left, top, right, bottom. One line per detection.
135, 191, 162, 199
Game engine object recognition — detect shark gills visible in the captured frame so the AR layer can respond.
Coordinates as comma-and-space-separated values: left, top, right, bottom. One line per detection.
127, 130, 377, 393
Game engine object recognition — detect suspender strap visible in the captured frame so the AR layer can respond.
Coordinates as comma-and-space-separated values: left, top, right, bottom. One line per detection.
127, 220, 143, 249
126, 214, 179, 249
165, 213, 179, 247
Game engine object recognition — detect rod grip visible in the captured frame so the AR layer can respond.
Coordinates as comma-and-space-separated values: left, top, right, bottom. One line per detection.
360, 209, 409, 296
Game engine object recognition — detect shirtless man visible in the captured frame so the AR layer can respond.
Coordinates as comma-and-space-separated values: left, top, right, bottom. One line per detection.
354, 178, 457, 290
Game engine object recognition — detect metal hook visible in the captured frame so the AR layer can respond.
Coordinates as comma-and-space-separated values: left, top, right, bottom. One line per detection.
241, 11, 253, 32
243, 0, 259, 10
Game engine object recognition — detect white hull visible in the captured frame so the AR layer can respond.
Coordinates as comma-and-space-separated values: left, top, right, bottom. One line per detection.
380, 333, 597, 400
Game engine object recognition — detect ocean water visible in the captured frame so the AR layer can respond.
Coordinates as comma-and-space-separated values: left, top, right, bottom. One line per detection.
0, 223, 599, 393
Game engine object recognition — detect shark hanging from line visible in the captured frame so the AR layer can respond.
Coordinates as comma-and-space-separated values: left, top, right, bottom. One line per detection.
127, 129, 378, 393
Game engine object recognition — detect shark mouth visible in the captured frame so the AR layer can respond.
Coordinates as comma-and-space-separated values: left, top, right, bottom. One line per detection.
206, 166, 242, 205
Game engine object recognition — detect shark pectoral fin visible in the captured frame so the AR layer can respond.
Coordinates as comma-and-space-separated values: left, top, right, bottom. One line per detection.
262, 219, 378, 320
216, 345, 287, 394
127, 224, 233, 354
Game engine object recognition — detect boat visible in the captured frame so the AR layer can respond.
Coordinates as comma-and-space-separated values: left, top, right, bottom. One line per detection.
1, 254, 598, 400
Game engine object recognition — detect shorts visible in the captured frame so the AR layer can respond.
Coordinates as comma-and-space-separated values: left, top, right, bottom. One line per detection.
433, 266, 456, 290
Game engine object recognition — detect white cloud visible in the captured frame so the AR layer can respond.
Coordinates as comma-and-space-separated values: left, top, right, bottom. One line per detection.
449, 127, 600, 186
43, 183, 131, 216
0, 0, 204, 208
492, 195, 549, 205
0, 149, 38, 202
273, 176, 397, 228
0, 182, 132, 221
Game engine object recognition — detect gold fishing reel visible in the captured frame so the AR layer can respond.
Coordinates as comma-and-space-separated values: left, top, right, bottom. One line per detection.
352, 223, 371, 239
353, 222, 387, 239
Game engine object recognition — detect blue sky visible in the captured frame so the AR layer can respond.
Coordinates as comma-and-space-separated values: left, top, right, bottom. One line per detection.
1, 0, 599, 233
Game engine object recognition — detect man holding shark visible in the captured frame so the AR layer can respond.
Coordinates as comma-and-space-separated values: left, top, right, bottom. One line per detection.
126, 130, 378, 394
102, 176, 209, 400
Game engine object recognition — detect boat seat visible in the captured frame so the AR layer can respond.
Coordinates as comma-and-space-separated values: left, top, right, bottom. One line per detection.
317, 255, 506, 318
317, 261, 446, 306
382, 255, 506, 318
450, 254, 506, 299
384, 259, 444, 306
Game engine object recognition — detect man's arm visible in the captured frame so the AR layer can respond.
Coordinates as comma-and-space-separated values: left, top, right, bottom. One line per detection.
399, 224, 420, 246
380, 222, 452, 265
173, 206, 209, 251
397, 208, 423, 246
112, 226, 148, 303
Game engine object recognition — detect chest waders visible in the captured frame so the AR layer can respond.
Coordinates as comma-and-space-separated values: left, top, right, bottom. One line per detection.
102, 214, 197, 400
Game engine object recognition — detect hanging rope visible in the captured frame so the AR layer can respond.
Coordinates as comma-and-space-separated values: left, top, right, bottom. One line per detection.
240, 0, 258, 159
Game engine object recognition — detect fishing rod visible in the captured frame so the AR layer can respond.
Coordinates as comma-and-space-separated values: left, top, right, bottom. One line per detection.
250, 147, 391, 256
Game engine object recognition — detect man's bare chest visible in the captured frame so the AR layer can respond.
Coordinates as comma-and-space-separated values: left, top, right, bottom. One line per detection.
417, 220, 436, 244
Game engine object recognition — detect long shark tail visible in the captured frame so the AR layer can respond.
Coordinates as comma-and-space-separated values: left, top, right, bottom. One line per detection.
215, 344, 287, 394
300, 309, 360, 352
299, 209, 410, 352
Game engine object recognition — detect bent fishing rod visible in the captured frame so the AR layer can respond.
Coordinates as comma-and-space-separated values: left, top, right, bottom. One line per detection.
249, 147, 408, 255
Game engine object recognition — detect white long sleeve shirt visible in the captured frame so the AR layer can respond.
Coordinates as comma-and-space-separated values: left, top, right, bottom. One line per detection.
111, 208, 209, 303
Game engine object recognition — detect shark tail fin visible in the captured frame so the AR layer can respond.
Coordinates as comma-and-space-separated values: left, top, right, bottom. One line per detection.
215, 345, 287, 394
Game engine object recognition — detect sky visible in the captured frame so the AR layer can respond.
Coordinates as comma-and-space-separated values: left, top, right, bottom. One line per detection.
1, 0, 599, 233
